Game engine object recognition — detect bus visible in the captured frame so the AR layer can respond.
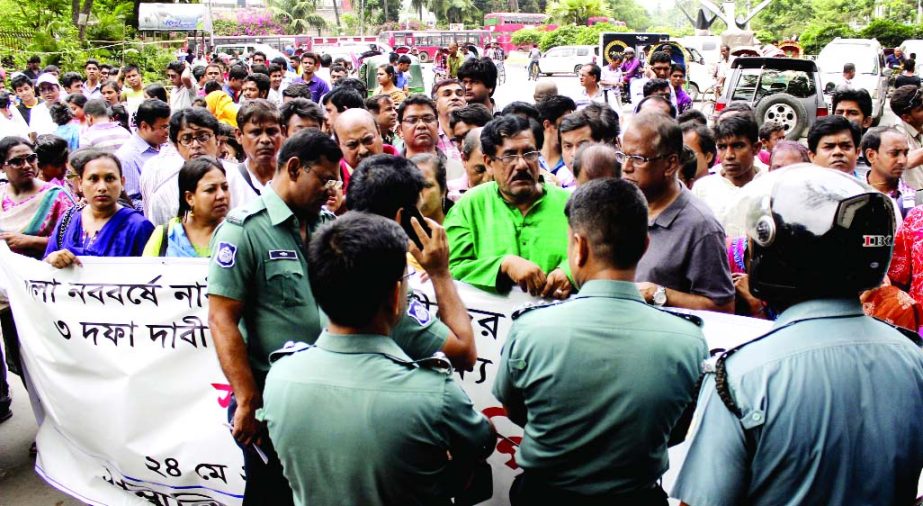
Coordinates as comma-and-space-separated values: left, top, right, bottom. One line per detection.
484, 12, 551, 54
587, 17, 627, 26
378, 30, 491, 63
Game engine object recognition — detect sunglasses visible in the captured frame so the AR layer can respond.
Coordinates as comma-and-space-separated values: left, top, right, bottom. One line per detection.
4, 153, 37, 168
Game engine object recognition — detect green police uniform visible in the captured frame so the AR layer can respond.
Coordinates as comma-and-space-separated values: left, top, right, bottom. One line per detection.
258, 332, 495, 506
207, 185, 449, 384
493, 280, 708, 496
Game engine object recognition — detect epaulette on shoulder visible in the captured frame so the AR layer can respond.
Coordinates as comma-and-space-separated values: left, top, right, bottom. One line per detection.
511, 299, 568, 320
658, 308, 704, 327
873, 317, 923, 347
269, 341, 313, 363
225, 200, 267, 226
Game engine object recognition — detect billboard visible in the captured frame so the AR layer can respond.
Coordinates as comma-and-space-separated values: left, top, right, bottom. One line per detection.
139, 3, 207, 31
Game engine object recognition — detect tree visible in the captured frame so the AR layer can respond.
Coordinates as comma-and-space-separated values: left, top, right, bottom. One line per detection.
512, 27, 544, 46
607, 0, 649, 29
860, 19, 916, 47
799, 21, 857, 54
539, 24, 581, 50
546, 0, 611, 25
270, 0, 327, 34
574, 21, 627, 44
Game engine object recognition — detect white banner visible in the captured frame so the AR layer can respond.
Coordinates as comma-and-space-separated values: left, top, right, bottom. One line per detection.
0, 248, 773, 505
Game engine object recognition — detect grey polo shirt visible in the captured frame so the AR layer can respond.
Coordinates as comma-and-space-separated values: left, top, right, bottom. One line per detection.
635, 184, 734, 306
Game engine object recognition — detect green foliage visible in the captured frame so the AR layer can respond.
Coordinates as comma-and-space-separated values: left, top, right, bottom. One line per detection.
120, 43, 177, 84
546, 0, 611, 25
860, 19, 917, 47
341, 13, 360, 34
512, 27, 544, 46
539, 23, 582, 51
646, 24, 693, 38
607, 0, 650, 30
574, 22, 626, 44
800, 22, 857, 54
751, 0, 816, 42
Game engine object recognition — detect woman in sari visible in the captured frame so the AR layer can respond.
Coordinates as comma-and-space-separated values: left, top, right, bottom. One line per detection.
374, 65, 407, 106
0, 137, 75, 259
143, 157, 229, 257
44, 150, 154, 267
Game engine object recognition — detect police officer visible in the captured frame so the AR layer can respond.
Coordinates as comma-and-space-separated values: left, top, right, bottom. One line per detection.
259, 212, 495, 506
208, 131, 475, 504
493, 178, 708, 505
672, 165, 923, 505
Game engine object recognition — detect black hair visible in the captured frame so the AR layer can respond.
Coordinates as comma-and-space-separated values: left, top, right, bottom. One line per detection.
642, 78, 671, 98
83, 99, 109, 119
251, 51, 267, 62
565, 178, 648, 268
535, 95, 576, 124
860, 126, 905, 156
449, 103, 493, 129
276, 128, 343, 172
136, 99, 171, 129
244, 73, 271, 96
0, 136, 33, 163
365, 94, 390, 113
321, 87, 365, 112
581, 63, 601, 82
905, 59, 916, 73
109, 104, 130, 131
681, 121, 717, 165
121, 64, 139, 76
250, 64, 269, 76
237, 98, 280, 129
100, 79, 120, 96
635, 94, 677, 118
378, 64, 398, 86
60, 72, 83, 89
559, 104, 620, 144
649, 51, 672, 66
0, 91, 9, 110
300, 52, 319, 65
456, 57, 498, 96
329, 64, 346, 75
69, 148, 122, 177
335, 77, 368, 97
843, 62, 856, 73
167, 61, 185, 75
319, 54, 332, 67
65, 93, 87, 108
271, 56, 288, 68
280, 98, 325, 130
834, 87, 874, 119
11, 74, 32, 91
677, 108, 707, 126
713, 113, 759, 144
192, 65, 206, 82
500, 101, 540, 122
758, 121, 785, 141
718, 101, 756, 122
670, 63, 686, 76
282, 83, 312, 100
308, 211, 407, 327
203, 80, 223, 94
177, 156, 226, 217
480, 115, 544, 157
396, 94, 436, 122
398, 55, 412, 65
228, 64, 249, 81
430, 78, 462, 99
268, 63, 283, 75
35, 134, 69, 166
42, 65, 60, 75
807, 115, 861, 153
388, 52, 399, 64
218, 123, 245, 162
49, 102, 74, 126
346, 154, 425, 219
27, 55, 40, 64
169, 107, 220, 144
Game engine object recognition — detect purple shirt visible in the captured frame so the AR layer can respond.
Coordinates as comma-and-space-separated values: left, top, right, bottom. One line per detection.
620, 58, 641, 83
115, 133, 161, 201
293, 74, 330, 103
80, 122, 132, 152
675, 86, 693, 113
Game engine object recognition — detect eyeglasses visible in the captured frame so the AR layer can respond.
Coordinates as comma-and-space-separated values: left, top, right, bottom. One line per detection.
4, 153, 37, 168
178, 132, 214, 147
402, 115, 437, 126
615, 151, 667, 166
497, 151, 540, 166
303, 166, 343, 191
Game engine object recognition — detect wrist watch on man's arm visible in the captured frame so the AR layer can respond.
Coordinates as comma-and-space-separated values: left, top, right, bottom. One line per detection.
651, 285, 667, 307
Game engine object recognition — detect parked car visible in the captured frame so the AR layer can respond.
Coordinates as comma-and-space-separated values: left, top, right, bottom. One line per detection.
537, 45, 599, 76
815, 38, 890, 124
213, 43, 286, 63
716, 57, 828, 139
899, 39, 923, 60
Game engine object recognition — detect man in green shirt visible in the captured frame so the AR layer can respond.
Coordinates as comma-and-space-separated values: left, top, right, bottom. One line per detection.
493, 178, 708, 504
445, 115, 572, 298
260, 212, 494, 506
447, 41, 463, 79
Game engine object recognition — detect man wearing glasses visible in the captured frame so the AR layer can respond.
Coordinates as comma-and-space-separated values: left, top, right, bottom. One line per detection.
397, 94, 440, 159
445, 115, 573, 298
621, 112, 734, 312
890, 84, 923, 189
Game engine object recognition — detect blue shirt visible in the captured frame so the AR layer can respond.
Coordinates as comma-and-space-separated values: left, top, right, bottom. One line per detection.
395, 71, 408, 89
115, 133, 161, 203
672, 298, 923, 506
293, 74, 330, 103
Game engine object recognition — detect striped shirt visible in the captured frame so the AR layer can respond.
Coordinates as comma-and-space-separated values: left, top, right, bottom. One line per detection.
80, 122, 132, 152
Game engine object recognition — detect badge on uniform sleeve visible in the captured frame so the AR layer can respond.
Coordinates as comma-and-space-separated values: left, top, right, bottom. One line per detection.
407, 299, 432, 325
269, 249, 298, 260
216, 242, 238, 268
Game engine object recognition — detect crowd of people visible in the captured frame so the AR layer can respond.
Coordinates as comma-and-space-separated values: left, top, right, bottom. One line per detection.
0, 42, 920, 506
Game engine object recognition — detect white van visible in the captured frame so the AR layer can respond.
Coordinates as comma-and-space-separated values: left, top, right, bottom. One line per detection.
815, 38, 890, 122
537, 45, 599, 75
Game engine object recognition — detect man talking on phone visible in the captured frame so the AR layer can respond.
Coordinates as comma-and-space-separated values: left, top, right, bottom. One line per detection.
444, 115, 573, 298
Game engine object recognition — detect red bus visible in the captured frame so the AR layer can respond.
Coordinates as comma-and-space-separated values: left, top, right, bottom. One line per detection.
484, 12, 551, 53
587, 17, 627, 26
378, 30, 491, 63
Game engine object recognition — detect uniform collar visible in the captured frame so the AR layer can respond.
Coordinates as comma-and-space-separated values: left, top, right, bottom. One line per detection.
773, 298, 865, 328
315, 331, 412, 362
262, 185, 295, 226
651, 183, 690, 228
574, 279, 644, 302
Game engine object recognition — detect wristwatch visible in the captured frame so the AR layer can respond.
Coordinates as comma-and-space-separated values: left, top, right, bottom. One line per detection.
652, 285, 667, 307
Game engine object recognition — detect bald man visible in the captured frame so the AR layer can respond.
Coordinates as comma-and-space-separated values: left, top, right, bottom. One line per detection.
332, 108, 399, 190
534, 81, 558, 103
573, 143, 621, 186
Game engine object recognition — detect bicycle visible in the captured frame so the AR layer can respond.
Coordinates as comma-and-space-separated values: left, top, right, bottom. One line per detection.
495, 60, 506, 84
528, 61, 540, 81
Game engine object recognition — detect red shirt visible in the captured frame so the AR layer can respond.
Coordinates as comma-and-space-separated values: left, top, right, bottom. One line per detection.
339, 144, 399, 192
888, 205, 923, 302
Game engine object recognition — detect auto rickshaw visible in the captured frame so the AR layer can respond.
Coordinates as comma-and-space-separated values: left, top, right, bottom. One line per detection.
358, 54, 426, 97
778, 40, 802, 59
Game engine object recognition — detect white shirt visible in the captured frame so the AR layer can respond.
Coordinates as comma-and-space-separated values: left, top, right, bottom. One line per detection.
600, 65, 622, 90
691, 169, 763, 237
170, 81, 198, 112
0, 107, 31, 138
29, 101, 56, 136
140, 148, 259, 227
